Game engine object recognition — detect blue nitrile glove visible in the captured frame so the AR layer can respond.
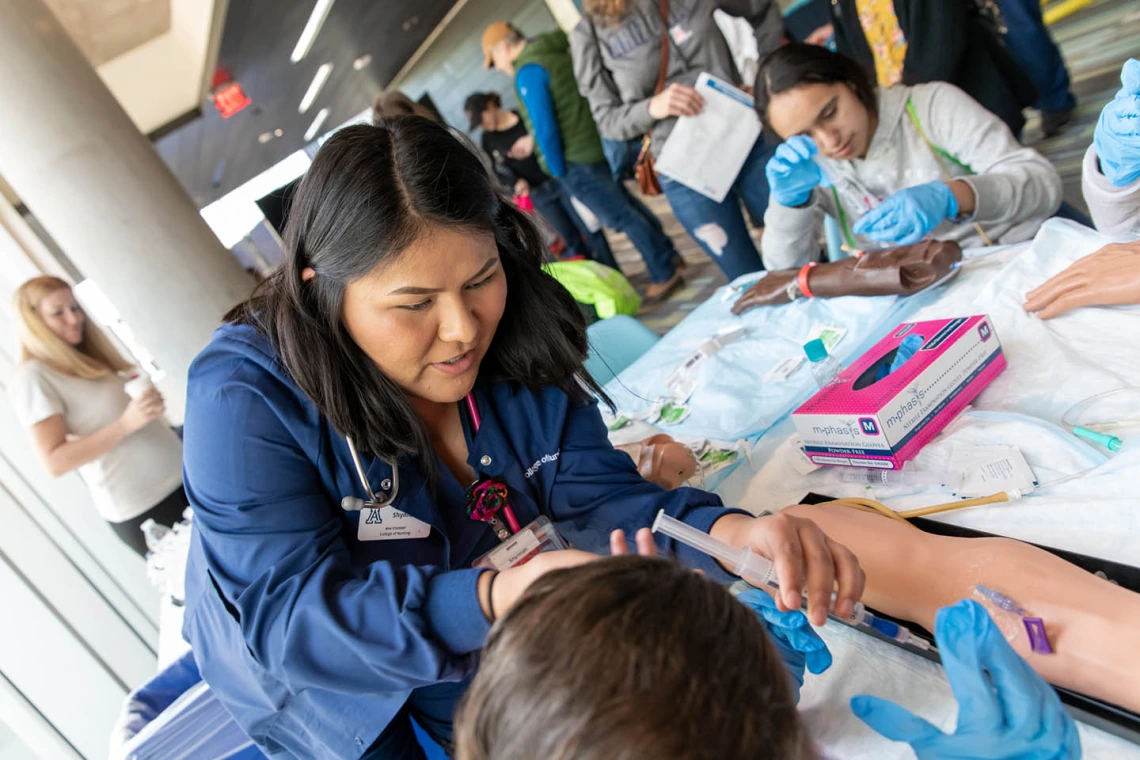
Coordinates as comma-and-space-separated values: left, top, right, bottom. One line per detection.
889, 333, 925, 373
853, 181, 958, 246
851, 600, 1081, 760
1094, 58, 1140, 187
736, 587, 832, 703
766, 135, 827, 207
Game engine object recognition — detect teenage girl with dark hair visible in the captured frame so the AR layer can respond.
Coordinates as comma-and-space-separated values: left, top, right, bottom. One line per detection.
756, 44, 1061, 271
180, 117, 863, 758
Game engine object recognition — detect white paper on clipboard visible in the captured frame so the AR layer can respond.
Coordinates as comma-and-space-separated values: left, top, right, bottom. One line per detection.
654, 72, 761, 203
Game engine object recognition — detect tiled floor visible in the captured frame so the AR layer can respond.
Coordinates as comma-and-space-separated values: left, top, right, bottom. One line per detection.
601, 0, 1140, 336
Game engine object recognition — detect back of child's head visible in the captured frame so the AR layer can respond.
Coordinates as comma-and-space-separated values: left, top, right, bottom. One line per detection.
455, 555, 811, 760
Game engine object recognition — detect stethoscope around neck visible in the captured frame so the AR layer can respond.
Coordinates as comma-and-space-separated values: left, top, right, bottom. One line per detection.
340, 436, 399, 512
338, 393, 482, 513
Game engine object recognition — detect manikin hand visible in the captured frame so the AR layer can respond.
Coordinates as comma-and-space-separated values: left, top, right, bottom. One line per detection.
1023, 239, 1140, 319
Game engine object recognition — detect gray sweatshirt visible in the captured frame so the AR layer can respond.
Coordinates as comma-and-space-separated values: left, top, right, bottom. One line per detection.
1082, 144, 1140, 237
569, 0, 782, 153
763, 83, 1063, 270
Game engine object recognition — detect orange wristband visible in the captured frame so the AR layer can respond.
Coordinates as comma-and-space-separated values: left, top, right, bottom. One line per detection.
797, 262, 817, 298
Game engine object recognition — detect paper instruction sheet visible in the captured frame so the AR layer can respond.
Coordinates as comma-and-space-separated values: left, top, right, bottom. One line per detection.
655, 72, 761, 203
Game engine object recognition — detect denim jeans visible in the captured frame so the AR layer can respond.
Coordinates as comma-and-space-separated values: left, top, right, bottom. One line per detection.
997, 0, 1075, 114
528, 178, 618, 270
660, 138, 776, 282
559, 160, 678, 283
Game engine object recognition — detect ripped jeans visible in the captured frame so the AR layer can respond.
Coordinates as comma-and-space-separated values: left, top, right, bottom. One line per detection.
661, 138, 775, 281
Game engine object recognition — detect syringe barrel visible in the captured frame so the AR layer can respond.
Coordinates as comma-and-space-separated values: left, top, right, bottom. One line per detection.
735, 546, 778, 588
654, 510, 864, 621
652, 510, 746, 569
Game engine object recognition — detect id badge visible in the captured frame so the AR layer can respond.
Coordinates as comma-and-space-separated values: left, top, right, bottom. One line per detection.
357, 506, 432, 542
472, 516, 569, 571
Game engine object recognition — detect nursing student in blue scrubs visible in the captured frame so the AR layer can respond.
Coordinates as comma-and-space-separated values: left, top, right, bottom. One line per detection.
180, 117, 865, 759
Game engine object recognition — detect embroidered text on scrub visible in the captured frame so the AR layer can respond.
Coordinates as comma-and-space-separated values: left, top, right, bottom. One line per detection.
524, 451, 560, 479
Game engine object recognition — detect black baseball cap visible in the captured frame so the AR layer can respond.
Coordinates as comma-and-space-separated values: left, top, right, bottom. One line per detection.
464, 92, 493, 131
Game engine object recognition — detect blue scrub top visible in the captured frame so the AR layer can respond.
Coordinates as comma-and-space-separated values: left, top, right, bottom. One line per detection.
181, 322, 745, 759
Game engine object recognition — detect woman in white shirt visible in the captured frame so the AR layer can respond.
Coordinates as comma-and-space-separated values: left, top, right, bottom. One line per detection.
8, 277, 186, 556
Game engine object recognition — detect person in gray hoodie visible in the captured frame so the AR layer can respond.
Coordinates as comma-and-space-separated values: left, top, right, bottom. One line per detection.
754, 44, 1062, 272
571, 0, 783, 282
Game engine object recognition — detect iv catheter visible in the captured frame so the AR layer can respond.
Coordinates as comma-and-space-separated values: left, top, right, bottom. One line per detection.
652, 510, 933, 651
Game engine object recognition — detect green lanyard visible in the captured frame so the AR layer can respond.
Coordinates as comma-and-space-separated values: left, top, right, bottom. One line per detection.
831, 97, 974, 250
904, 98, 973, 174
831, 186, 859, 250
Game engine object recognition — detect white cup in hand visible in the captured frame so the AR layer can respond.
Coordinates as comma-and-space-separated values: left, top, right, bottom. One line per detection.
124, 374, 154, 400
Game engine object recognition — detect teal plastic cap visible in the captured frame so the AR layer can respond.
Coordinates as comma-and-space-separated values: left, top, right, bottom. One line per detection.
804, 339, 828, 362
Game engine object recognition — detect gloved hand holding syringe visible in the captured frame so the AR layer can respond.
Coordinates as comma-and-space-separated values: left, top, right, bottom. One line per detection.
652, 510, 932, 650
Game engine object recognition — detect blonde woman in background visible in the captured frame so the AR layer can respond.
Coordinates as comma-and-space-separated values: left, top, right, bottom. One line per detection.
8, 277, 186, 556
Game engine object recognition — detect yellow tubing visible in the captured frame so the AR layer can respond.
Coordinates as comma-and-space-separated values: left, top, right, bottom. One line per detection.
1042, 0, 1099, 26
899, 492, 1010, 518
819, 492, 1011, 525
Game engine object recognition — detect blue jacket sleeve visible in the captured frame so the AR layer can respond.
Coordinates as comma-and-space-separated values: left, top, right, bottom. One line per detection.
183, 361, 489, 696
547, 395, 751, 581
517, 63, 567, 177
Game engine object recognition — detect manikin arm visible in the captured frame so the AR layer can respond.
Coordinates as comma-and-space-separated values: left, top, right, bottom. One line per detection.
784, 503, 1140, 712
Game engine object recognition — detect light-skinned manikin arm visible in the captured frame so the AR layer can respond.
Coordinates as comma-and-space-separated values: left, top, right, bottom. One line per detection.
784, 503, 1140, 712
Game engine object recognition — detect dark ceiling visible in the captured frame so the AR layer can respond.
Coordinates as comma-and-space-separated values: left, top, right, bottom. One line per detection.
155, 0, 458, 207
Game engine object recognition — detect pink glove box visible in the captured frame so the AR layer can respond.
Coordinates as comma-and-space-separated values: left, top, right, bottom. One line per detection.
792, 315, 1006, 469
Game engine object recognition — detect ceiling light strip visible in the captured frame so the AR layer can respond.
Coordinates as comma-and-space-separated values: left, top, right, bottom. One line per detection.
304, 108, 331, 142
298, 62, 334, 114
290, 0, 336, 63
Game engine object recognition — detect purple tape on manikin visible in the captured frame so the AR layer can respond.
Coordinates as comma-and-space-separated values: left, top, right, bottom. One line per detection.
1022, 617, 1053, 654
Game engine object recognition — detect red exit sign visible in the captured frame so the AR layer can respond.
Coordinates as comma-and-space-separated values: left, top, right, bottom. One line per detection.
213, 82, 251, 118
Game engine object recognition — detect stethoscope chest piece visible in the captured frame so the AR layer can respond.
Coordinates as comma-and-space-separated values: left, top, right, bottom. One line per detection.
341, 436, 399, 512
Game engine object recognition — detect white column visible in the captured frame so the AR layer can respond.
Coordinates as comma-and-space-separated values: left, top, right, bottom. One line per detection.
545, 0, 583, 32
0, 0, 253, 422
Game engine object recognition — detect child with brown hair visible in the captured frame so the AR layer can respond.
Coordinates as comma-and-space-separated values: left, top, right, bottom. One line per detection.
455, 554, 816, 760
456, 536, 1080, 759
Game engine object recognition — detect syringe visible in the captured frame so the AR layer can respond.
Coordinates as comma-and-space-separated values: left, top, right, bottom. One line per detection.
652, 510, 933, 651
839, 468, 961, 490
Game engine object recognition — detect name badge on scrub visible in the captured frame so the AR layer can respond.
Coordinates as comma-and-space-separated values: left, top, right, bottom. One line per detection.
358, 506, 432, 541
473, 516, 569, 571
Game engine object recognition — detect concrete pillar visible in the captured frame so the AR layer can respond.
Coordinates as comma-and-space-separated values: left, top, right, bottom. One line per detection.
544, 0, 582, 32
0, 0, 253, 422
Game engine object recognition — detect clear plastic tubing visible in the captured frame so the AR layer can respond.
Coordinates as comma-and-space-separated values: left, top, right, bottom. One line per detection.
652, 510, 933, 651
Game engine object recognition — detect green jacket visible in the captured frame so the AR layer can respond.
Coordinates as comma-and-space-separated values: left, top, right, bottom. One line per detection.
514, 30, 605, 174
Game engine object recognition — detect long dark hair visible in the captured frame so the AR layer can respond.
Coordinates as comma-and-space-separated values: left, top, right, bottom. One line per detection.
227, 117, 604, 475
754, 43, 878, 132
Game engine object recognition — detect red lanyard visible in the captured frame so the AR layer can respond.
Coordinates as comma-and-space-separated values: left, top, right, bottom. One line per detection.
463, 392, 521, 537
